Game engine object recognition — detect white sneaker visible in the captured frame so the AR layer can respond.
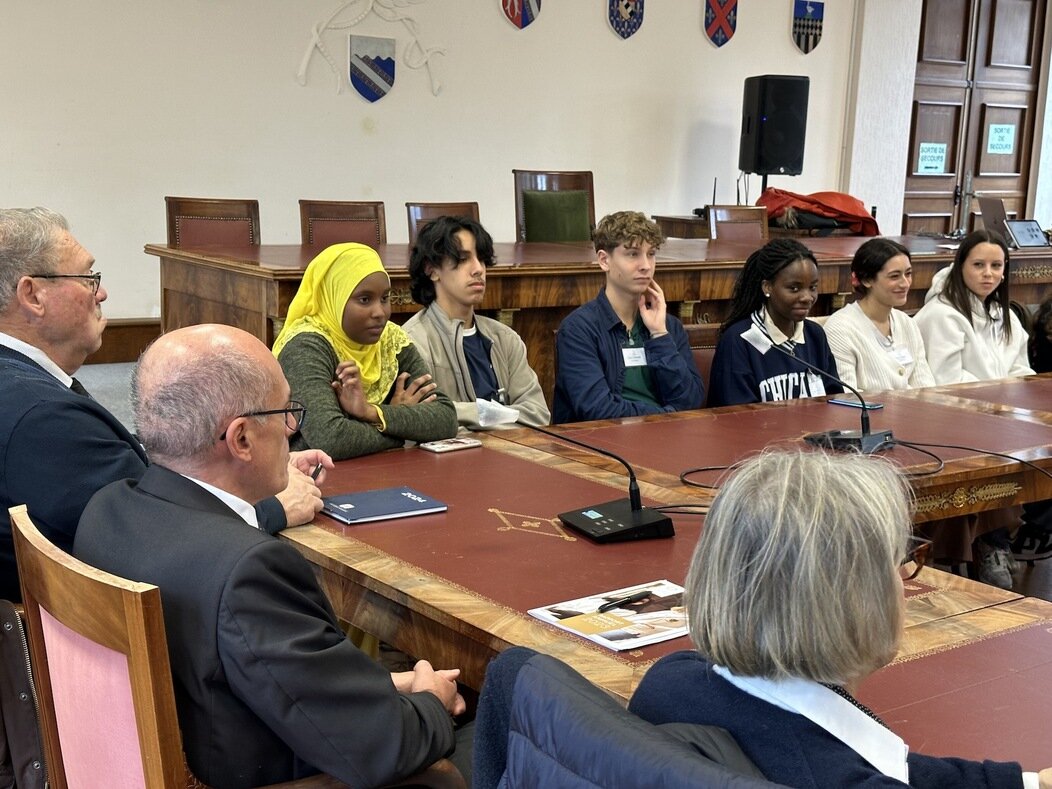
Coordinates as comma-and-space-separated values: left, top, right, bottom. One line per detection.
976, 542, 1014, 590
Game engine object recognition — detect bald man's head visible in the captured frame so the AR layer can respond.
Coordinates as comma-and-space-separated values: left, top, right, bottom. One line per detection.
133, 325, 284, 463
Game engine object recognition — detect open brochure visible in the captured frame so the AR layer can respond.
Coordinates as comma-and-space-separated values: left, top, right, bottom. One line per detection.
528, 579, 688, 652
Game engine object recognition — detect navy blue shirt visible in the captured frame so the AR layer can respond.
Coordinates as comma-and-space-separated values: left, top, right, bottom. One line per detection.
463, 326, 501, 403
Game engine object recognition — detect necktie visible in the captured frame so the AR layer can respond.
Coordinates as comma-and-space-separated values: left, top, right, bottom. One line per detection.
69, 377, 91, 398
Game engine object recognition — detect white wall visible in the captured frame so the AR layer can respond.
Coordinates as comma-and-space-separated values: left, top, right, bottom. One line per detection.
5, 0, 870, 318
1032, 5, 1052, 230
842, 0, 922, 229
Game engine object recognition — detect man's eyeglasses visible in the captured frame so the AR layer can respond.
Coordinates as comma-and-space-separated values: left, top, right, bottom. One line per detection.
30, 272, 102, 296
219, 401, 306, 441
899, 536, 934, 581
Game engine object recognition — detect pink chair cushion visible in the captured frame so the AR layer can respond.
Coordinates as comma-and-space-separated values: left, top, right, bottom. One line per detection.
40, 607, 147, 788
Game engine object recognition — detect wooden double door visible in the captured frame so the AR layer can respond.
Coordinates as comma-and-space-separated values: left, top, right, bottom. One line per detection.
902, 0, 1046, 235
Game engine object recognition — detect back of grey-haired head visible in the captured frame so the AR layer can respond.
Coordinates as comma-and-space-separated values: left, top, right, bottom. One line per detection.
0, 208, 71, 312
132, 341, 272, 461
686, 449, 912, 685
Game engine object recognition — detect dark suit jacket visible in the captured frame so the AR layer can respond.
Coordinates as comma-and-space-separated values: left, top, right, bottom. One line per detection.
74, 465, 455, 789
0, 345, 284, 601
0, 345, 147, 600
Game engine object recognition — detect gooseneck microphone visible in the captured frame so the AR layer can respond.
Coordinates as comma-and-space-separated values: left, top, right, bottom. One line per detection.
529, 424, 674, 543
763, 341, 893, 454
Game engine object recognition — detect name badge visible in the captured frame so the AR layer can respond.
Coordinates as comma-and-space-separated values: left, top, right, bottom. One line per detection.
622, 346, 648, 367
806, 372, 827, 396
889, 346, 914, 366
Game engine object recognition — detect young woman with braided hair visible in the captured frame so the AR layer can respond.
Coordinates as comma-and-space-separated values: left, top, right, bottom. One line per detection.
707, 238, 843, 407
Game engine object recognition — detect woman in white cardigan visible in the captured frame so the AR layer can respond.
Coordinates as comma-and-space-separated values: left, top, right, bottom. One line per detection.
824, 238, 935, 391
913, 229, 1035, 590
914, 230, 1033, 383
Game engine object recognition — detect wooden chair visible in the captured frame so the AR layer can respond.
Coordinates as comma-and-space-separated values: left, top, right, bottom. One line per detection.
683, 322, 722, 400
512, 169, 596, 242
405, 202, 480, 244
9, 506, 462, 789
165, 196, 260, 248
299, 200, 387, 247
707, 205, 769, 242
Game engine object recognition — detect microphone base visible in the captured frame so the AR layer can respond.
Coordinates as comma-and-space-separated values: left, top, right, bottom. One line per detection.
558, 498, 675, 544
804, 429, 894, 455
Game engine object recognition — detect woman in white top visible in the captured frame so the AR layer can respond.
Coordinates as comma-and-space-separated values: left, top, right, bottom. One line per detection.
913, 230, 1035, 589
824, 238, 935, 392
914, 230, 1033, 383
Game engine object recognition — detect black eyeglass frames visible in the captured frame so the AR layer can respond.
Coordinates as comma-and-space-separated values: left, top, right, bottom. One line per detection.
30, 272, 102, 296
218, 401, 306, 441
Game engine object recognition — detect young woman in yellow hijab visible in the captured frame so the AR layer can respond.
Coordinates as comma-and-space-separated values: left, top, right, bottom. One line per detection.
274, 243, 456, 460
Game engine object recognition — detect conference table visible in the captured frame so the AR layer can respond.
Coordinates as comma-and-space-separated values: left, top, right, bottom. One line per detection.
282, 431, 1024, 690
280, 377, 1052, 768
496, 375, 1052, 522
144, 236, 1052, 403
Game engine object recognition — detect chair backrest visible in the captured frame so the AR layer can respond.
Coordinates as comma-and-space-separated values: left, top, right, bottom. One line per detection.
9, 505, 186, 789
708, 205, 769, 242
684, 323, 721, 401
405, 202, 480, 244
474, 647, 779, 789
512, 169, 596, 242
165, 196, 260, 248
299, 200, 387, 247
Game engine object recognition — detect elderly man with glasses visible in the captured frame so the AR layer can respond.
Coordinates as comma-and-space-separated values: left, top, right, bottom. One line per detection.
74, 323, 468, 787
0, 207, 331, 602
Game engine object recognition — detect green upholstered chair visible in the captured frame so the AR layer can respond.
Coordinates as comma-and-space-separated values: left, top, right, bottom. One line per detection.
513, 169, 595, 242
521, 190, 593, 243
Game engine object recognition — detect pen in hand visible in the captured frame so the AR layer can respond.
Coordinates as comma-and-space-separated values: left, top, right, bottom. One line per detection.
311, 463, 324, 481
597, 590, 651, 613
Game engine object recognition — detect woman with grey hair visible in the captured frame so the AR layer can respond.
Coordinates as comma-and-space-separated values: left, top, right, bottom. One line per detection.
628, 450, 1050, 788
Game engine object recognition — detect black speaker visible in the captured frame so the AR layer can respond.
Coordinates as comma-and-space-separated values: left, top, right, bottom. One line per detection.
738, 75, 809, 176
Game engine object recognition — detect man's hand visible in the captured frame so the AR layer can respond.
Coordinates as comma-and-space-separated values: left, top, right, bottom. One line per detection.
390, 372, 438, 406
289, 449, 333, 484
274, 465, 323, 527
638, 281, 668, 338
401, 659, 465, 716
1038, 767, 1052, 788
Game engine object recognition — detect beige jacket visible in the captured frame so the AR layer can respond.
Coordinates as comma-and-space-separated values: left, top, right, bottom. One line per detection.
403, 304, 551, 428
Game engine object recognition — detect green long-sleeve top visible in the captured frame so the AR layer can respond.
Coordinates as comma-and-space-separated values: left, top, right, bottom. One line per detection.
277, 332, 457, 460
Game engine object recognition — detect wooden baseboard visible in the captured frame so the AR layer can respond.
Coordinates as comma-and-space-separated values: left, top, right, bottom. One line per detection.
85, 318, 161, 364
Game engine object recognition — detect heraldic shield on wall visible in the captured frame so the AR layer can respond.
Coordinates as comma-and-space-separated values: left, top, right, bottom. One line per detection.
503, 0, 541, 30
705, 0, 737, 48
792, 0, 824, 53
609, 0, 644, 39
349, 35, 396, 102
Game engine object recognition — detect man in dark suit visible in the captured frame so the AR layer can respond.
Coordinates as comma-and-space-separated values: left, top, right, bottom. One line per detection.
74, 324, 467, 788
0, 207, 328, 601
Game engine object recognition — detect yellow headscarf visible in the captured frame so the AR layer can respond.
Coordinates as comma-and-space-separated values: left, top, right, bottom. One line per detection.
273, 243, 411, 404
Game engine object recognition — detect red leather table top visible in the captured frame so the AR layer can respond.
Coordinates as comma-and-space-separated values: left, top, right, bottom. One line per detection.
920, 375, 1052, 416
547, 394, 1052, 482
314, 445, 704, 664
859, 614, 1052, 770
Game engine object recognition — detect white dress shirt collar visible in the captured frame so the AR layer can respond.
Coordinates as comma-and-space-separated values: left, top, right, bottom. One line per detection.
713, 664, 909, 782
0, 331, 73, 387
180, 475, 260, 530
